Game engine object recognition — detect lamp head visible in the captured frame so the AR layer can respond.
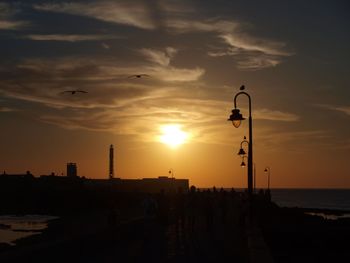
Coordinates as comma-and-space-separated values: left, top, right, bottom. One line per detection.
240, 161, 246, 168
238, 148, 246, 156
228, 108, 245, 128
264, 168, 268, 173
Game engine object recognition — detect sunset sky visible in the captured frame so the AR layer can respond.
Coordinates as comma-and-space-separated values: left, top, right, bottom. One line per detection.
1, 0, 349, 188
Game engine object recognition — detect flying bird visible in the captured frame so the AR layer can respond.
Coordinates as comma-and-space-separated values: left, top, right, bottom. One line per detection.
127, 74, 150, 79
240, 85, 245, 90
60, 90, 88, 95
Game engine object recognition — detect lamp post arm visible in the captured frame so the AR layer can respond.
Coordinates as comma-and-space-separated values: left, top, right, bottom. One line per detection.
233, 91, 252, 116
240, 140, 249, 148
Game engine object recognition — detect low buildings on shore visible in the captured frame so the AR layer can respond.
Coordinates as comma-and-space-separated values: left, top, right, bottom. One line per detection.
0, 171, 189, 193
86, 176, 189, 193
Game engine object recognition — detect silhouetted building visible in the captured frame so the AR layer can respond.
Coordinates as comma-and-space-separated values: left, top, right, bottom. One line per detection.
85, 176, 189, 193
0, 170, 34, 179
109, 144, 114, 179
67, 163, 77, 177
1, 170, 189, 195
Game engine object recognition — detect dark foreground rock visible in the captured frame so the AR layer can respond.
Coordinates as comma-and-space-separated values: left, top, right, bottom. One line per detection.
258, 204, 350, 262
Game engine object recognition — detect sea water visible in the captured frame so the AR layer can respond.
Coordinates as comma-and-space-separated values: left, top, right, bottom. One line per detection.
0, 215, 58, 245
270, 189, 350, 211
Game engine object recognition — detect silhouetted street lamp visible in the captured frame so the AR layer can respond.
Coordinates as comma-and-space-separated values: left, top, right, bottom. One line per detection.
228, 85, 254, 198
240, 156, 248, 168
168, 168, 174, 178
238, 136, 248, 156
264, 167, 270, 190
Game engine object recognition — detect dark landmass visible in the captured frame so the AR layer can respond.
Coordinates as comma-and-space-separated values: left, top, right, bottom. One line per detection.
0, 175, 349, 262
2, 201, 349, 262
257, 203, 350, 262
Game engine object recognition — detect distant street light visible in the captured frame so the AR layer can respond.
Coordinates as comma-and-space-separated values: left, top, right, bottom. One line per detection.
264, 167, 271, 190
228, 85, 254, 198
168, 168, 174, 178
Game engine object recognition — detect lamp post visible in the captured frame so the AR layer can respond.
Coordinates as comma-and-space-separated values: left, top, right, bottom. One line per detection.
264, 167, 270, 190
228, 86, 254, 198
254, 163, 256, 194
168, 168, 174, 179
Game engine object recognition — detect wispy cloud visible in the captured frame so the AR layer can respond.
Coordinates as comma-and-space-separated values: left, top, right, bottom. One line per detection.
220, 33, 291, 56
0, 106, 16, 112
34, 97, 302, 145
0, 3, 28, 30
31, 1, 293, 70
33, 1, 157, 30
0, 55, 294, 144
101, 43, 110, 49
253, 108, 299, 122
0, 53, 205, 111
166, 19, 239, 34
335, 106, 350, 116
35, 96, 232, 143
23, 34, 124, 42
140, 47, 177, 66
3, 55, 204, 84
236, 55, 281, 70
0, 20, 27, 30
148, 66, 204, 82
166, 16, 293, 70
317, 104, 350, 116
138, 47, 204, 81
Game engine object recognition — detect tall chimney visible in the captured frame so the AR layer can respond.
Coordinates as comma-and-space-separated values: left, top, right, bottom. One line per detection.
109, 144, 114, 179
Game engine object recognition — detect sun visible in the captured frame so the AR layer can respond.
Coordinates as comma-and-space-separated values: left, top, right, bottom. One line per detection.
159, 125, 188, 148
